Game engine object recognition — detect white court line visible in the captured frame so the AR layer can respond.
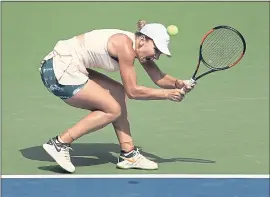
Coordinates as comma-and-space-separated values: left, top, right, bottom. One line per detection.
1, 174, 269, 179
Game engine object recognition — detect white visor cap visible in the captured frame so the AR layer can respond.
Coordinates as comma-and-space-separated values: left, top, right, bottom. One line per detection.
139, 23, 171, 56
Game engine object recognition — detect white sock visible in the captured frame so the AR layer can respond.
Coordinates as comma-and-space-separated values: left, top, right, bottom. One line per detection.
57, 136, 65, 143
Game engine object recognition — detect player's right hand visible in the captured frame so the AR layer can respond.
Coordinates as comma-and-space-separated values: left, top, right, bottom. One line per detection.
182, 79, 197, 93
166, 89, 186, 102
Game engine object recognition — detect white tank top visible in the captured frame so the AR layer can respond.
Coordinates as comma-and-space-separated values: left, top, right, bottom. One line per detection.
42, 29, 135, 85
83, 29, 135, 71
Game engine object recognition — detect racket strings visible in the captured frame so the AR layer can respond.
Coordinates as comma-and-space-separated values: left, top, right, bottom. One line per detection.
203, 31, 242, 67
203, 30, 243, 64
203, 30, 243, 68
201, 28, 244, 69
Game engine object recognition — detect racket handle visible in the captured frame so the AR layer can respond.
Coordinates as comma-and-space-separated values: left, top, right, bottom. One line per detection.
189, 78, 197, 86
180, 78, 197, 93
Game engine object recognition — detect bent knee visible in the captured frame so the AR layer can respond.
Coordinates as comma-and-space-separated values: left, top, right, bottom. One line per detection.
105, 103, 122, 121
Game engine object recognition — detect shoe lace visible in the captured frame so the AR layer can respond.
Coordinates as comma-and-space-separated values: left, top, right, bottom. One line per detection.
62, 144, 73, 161
133, 148, 146, 159
133, 148, 141, 155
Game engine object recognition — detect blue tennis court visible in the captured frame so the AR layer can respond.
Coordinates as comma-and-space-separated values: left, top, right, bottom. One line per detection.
2, 176, 269, 197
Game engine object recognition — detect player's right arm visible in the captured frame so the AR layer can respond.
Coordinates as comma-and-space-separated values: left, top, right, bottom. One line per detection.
112, 34, 184, 101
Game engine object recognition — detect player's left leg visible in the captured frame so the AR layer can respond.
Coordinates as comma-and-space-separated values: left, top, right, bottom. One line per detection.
88, 69, 158, 170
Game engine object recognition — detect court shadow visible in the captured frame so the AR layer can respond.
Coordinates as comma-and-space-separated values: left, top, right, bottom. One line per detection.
20, 143, 215, 173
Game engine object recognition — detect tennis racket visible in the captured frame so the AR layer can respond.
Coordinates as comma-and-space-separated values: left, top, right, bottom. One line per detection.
182, 25, 246, 88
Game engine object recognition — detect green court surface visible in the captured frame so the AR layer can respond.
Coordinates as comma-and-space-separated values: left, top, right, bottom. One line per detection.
2, 2, 269, 175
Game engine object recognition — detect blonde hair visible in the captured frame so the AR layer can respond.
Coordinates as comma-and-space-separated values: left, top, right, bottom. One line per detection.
135, 20, 150, 40
137, 20, 147, 31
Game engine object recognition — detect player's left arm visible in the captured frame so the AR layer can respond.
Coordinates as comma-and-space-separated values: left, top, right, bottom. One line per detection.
141, 60, 185, 89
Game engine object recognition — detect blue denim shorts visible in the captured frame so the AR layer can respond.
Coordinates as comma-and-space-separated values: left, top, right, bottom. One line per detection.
40, 58, 87, 100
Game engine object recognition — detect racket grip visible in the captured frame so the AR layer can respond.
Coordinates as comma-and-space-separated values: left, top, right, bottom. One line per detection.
189, 78, 197, 86
180, 78, 196, 93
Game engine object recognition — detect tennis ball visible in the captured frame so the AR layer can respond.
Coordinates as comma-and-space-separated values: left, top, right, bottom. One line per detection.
167, 25, 178, 36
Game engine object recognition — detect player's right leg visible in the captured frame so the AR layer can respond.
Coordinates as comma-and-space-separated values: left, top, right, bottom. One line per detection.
40, 59, 122, 173
43, 79, 122, 173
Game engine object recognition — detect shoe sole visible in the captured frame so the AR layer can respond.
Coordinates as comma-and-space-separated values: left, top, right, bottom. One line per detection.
116, 164, 158, 170
43, 144, 75, 173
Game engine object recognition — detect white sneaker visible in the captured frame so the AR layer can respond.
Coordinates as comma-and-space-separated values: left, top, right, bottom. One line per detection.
116, 148, 158, 170
43, 136, 75, 173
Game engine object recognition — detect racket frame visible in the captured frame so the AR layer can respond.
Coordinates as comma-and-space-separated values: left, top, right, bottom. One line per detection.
191, 25, 246, 81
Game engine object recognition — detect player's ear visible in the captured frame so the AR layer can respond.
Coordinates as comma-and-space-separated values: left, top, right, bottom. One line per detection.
139, 35, 147, 46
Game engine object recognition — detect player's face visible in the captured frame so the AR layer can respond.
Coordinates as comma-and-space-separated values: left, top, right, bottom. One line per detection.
137, 37, 161, 63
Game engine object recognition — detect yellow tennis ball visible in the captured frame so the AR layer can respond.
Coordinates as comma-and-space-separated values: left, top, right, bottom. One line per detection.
167, 25, 178, 36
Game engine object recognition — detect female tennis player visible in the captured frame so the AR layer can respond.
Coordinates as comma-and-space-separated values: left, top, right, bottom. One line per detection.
40, 20, 196, 173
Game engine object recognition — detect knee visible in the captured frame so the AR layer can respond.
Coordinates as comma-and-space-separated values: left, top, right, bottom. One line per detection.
106, 103, 122, 122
